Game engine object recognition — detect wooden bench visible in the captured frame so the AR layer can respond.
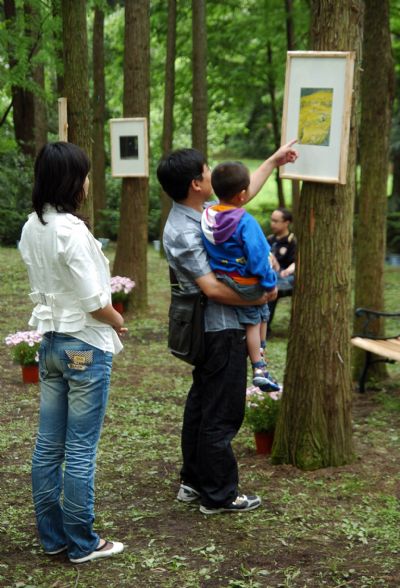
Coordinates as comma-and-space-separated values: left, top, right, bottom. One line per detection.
351, 307, 400, 393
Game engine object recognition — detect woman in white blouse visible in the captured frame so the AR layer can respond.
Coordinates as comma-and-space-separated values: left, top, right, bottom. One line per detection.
19, 142, 125, 564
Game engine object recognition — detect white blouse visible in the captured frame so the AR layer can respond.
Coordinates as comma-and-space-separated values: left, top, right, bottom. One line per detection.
19, 206, 122, 354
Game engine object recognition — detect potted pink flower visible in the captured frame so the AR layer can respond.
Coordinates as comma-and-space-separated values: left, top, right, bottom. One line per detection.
110, 275, 136, 313
5, 330, 42, 383
245, 386, 282, 454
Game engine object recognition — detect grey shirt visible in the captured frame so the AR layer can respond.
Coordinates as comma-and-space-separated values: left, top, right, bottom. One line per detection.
163, 201, 243, 332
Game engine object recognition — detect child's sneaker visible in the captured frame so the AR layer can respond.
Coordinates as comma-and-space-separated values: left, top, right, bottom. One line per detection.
252, 368, 280, 392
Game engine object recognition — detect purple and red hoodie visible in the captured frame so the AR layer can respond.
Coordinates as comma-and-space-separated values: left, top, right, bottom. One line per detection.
201, 204, 276, 291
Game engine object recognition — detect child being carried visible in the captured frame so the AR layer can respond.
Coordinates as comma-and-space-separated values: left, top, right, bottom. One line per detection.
201, 161, 279, 392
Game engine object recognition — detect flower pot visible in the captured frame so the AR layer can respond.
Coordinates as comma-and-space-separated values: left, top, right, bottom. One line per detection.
112, 301, 124, 313
21, 364, 39, 384
254, 430, 274, 455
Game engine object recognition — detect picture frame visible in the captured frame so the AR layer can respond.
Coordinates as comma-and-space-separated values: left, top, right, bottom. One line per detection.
279, 51, 355, 185
109, 117, 149, 177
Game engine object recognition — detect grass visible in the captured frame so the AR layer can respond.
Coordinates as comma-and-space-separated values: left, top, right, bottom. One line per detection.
1, 244, 400, 587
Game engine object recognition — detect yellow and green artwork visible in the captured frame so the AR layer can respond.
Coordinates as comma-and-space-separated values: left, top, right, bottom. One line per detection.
297, 88, 334, 146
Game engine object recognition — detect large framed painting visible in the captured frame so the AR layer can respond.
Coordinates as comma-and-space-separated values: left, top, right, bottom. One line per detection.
109, 117, 149, 177
280, 51, 355, 185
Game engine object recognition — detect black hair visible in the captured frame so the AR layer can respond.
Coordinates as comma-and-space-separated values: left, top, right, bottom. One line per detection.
274, 207, 293, 223
32, 142, 91, 225
211, 161, 250, 201
156, 148, 206, 202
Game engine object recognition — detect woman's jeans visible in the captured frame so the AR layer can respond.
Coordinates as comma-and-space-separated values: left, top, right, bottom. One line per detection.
32, 332, 112, 560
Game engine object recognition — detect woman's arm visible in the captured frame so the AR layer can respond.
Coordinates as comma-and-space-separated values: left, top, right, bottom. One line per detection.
90, 304, 126, 333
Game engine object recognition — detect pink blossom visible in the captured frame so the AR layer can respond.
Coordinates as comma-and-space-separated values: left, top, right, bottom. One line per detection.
110, 276, 136, 294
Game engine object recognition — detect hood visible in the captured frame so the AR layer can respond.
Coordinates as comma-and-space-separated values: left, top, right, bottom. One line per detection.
201, 205, 246, 244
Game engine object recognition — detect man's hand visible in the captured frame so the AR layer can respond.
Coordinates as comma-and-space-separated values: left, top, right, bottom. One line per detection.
270, 139, 298, 167
253, 287, 278, 305
270, 253, 280, 272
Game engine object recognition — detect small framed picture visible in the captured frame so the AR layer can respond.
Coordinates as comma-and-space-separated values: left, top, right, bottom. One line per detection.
280, 51, 355, 185
109, 117, 149, 177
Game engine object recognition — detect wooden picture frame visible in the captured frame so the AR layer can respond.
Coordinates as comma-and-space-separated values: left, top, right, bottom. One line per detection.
280, 51, 355, 185
109, 117, 149, 177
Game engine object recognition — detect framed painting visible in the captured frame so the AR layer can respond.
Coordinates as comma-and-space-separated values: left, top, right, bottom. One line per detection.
279, 51, 355, 185
109, 117, 149, 177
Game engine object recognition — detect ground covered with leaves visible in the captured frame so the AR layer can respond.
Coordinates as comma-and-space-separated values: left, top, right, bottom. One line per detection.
1, 245, 400, 588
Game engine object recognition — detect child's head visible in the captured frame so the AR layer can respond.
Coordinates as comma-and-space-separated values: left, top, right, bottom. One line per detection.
32, 142, 90, 223
211, 161, 250, 203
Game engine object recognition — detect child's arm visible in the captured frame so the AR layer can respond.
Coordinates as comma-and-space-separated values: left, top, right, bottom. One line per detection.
247, 139, 298, 200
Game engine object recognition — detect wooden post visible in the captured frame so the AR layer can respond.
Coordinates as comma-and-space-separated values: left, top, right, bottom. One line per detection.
58, 97, 68, 141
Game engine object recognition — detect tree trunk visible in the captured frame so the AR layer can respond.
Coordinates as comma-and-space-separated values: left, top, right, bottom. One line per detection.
353, 0, 394, 382
61, 0, 92, 225
92, 7, 106, 234
284, 0, 300, 224
113, 0, 150, 311
4, 0, 35, 156
389, 147, 400, 212
33, 63, 47, 153
191, 0, 207, 158
159, 0, 177, 253
272, 0, 363, 470
267, 40, 285, 208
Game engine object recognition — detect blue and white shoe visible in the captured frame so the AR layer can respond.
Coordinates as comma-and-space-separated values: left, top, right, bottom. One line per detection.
253, 369, 280, 392
177, 483, 201, 503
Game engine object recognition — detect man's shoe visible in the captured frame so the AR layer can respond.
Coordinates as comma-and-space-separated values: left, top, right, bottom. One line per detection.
69, 540, 124, 564
256, 371, 280, 392
177, 483, 201, 503
199, 494, 261, 515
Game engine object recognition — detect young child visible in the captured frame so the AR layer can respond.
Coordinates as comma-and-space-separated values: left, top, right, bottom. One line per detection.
201, 161, 279, 391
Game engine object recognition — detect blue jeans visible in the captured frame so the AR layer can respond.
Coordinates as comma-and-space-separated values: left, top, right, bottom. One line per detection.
32, 332, 113, 560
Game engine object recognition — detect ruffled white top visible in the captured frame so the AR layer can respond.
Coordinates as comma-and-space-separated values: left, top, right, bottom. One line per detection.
19, 205, 122, 354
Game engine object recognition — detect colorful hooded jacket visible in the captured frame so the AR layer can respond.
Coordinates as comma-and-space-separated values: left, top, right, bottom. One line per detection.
201, 204, 276, 291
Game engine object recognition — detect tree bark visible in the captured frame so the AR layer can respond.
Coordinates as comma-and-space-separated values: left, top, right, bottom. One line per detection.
191, 0, 207, 158
272, 0, 363, 469
159, 0, 177, 252
267, 40, 285, 208
92, 7, 106, 234
61, 0, 92, 225
113, 0, 150, 311
353, 0, 394, 381
284, 0, 300, 225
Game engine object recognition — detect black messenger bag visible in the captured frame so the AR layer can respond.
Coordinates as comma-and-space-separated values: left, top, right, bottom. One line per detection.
168, 267, 207, 366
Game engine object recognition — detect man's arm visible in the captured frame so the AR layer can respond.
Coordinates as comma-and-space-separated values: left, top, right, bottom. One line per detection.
196, 272, 277, 306
247, 139, 298, 200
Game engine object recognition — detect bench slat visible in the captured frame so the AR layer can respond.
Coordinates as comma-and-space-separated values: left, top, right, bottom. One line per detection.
351, 336, 400, 362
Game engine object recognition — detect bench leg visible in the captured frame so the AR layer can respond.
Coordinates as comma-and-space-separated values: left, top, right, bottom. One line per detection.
358, 351, 372, 393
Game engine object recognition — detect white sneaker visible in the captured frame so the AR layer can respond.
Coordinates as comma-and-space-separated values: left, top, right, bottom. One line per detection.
176, 483, 201, 503
69, 540, 124, 564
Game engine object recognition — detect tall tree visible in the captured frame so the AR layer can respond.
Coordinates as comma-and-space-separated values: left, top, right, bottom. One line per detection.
266, 39, 285, 207
4, 0, 35, 156
353, 0, 395, 381
92, 5, 106, 233
61, 0, 92, 224
113, 0, 150, 310
191, 0, 207, 158
272, 0, 363, 469
159, 0, 177, 249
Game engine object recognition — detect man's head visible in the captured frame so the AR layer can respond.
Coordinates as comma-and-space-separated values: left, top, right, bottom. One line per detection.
156, 148, 211, 202
270, 207, 292, 237
211, 161, 250, 203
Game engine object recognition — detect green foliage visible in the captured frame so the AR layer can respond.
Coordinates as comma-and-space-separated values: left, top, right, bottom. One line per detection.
0, 150, 33, 245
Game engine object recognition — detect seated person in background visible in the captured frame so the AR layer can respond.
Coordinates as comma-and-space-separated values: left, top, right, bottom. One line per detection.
267, 207, 296, 325
201, 161, 279, 392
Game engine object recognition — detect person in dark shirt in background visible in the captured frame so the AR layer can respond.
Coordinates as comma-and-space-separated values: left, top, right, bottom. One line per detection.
267, 208, 296, 327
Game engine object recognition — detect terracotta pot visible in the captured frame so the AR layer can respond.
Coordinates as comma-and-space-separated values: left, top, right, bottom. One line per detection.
112, 301, 124, 313
254, 430, 274, 455
21, 364, 39, 384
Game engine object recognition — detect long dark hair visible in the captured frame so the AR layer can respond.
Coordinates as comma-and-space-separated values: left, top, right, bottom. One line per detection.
32, 142, 90, 225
